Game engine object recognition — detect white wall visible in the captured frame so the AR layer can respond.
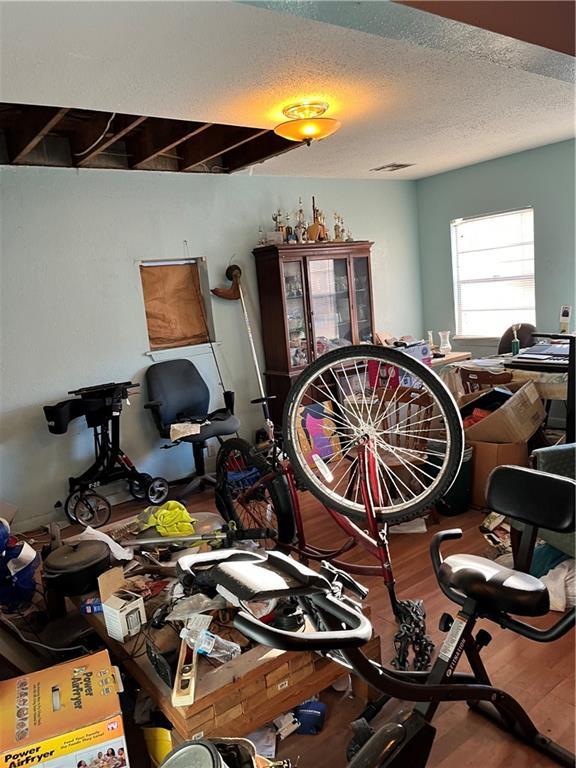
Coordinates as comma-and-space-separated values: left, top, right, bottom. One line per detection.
0, 167, 420, 529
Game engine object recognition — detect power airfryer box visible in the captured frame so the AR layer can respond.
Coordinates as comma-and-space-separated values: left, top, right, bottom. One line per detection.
102, 589, 146, 643
0, 650, 130, 767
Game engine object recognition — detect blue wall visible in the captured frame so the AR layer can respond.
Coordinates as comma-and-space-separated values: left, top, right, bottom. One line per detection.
0, 168, 419, 528
416, 140, 576, 354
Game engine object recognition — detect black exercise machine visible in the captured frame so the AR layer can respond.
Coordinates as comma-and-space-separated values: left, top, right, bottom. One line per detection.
44, 381, 169, 527
178, 464, 575, 767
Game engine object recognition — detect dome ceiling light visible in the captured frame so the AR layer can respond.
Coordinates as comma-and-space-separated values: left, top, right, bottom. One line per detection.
274, 101, 341, 145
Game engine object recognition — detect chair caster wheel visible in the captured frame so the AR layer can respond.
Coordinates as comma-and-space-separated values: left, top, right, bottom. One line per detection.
129, 473, 152, 500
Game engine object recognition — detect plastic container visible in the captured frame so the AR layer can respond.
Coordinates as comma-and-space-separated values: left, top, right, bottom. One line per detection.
195, 630, 241, 663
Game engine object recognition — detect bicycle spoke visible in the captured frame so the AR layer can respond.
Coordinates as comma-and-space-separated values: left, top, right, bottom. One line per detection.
376, 454, 414, 504
285, 346, 463, 521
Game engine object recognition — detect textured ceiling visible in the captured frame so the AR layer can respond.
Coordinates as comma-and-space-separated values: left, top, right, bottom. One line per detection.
0, 1, 574, 179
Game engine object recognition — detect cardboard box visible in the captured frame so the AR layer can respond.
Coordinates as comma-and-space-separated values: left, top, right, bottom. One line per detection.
462, 381, 545, 444
0, 650, 130, 768
468, 440, 529, 507
102, 589, 146, 643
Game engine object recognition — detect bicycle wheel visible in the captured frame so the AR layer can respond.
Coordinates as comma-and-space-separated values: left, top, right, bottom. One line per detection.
283, 345, 463, 524
72, 490, 112, 528
215, 437, 296, 545
128, 473, 152, 500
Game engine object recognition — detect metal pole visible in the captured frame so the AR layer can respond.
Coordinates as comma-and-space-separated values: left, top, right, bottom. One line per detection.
237, 281, 267, 402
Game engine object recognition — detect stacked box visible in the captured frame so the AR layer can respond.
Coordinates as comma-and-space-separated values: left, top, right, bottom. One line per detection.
0, 650, 129, 768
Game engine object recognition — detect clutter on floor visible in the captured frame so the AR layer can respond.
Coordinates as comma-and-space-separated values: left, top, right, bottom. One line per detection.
0, 517, 40, 611
458, 381, 546, 507
0, 650, 129, 768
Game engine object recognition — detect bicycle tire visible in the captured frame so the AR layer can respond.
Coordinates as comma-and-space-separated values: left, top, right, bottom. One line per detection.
215, 437, 296, 545
282, 345, 463, 525
72, 490, 112, 528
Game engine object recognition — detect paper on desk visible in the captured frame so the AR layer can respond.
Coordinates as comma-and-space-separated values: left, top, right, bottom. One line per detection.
464, 358, 505, 369
247, 726, 277, 759
65, 526, 134, 560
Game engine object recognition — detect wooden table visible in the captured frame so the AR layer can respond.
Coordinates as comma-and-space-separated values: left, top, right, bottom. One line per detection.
77, 595, 381, 742
438, 354, 569, 402
430, 351, 471, 369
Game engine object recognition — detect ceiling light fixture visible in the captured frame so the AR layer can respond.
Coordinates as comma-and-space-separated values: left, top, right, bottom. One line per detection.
274, 101, 341, 145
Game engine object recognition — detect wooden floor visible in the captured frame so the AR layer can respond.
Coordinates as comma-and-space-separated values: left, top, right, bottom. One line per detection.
50, 489, 575, 768
264, 493, 574, 768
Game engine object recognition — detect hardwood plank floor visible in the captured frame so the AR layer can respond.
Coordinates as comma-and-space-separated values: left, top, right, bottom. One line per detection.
267, 492, 574, 768
46, 487, 574, 767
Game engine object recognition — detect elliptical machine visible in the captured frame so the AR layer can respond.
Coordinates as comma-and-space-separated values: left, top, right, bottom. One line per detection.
44, 381, 169, 527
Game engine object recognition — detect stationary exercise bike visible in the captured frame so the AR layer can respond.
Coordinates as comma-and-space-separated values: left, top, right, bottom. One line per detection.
178, 455, 575, 767
44, 381, 169, 527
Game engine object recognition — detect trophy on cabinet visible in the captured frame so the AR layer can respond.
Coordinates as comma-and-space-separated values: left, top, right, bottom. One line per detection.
307, 197, 328, 242
294, 197, 307, 243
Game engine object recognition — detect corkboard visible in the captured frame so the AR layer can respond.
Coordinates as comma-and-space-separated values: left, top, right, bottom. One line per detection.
140, 263, 209, 350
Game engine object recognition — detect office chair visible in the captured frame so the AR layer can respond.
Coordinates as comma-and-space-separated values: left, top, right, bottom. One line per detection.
145, 359, 240, 496
498, 323, 536, 355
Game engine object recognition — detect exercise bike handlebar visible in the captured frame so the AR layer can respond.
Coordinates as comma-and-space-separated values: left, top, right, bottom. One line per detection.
430, 528, 575, 642
234, 592, 373, 651
429, 528, 465, 605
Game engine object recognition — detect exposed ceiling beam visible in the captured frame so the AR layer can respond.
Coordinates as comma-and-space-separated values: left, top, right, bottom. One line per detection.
128, 118, 212, 169
7, 106, 69, 164
396, 1, 575, 56
224, 132, 303, 173
179, 125, 267, 172
72, 113, 147, 167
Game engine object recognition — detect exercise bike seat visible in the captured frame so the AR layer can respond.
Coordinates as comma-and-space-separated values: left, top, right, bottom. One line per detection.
439, 554, 549, 617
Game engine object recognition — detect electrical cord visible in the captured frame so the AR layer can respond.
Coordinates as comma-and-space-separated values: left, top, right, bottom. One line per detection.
0, 613, 90, 655
74, 113, 116, 156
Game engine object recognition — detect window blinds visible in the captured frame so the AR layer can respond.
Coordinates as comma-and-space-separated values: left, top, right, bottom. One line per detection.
450, 208, 536, 337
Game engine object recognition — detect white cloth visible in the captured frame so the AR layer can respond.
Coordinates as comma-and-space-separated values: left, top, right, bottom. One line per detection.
170, 420, 209, 441
65, 526, 133, 561
541, 559, 575, 612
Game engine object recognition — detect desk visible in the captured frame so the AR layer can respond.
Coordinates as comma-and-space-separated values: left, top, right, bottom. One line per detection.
430, 351, 471, 369
77, 595, 380, 742
439, 355, 569, 403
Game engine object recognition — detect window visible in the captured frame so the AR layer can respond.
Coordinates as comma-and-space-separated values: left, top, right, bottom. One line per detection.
450, 207, 536, 338
140, 260, 210, 350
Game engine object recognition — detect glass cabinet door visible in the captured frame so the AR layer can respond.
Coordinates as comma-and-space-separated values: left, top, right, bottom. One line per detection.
283, 261, 310, 369
307, 259, 352, 358
353, 257, 373, 342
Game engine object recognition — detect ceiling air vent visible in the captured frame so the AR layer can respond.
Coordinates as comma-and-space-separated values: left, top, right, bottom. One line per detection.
370, 162, 414, 172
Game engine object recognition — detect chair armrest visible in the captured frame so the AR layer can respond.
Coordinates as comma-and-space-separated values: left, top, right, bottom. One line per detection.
144, 400, 163, 409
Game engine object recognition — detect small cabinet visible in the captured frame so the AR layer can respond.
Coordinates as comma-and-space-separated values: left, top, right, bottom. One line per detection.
253, 241, 375, 424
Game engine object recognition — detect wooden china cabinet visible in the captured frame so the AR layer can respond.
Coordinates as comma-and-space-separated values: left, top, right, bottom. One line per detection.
252, 241, 375, 425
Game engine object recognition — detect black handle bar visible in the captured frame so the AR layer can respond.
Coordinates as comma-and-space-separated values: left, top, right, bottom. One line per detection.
234, 592, 372, 651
